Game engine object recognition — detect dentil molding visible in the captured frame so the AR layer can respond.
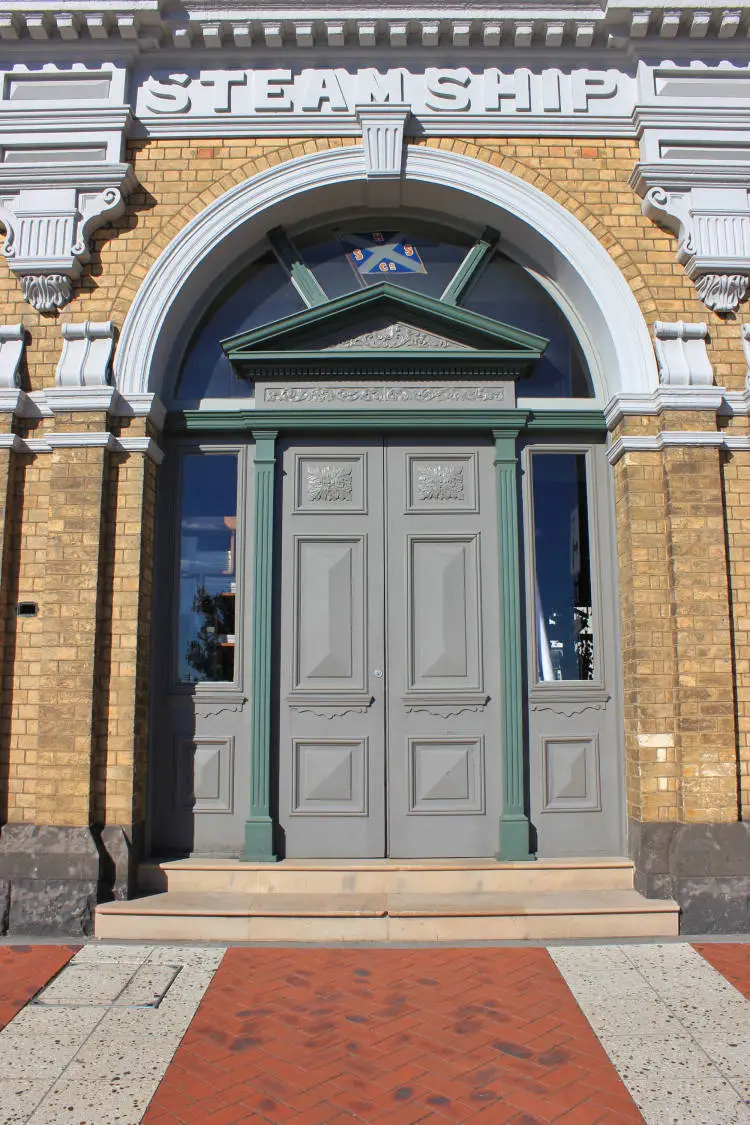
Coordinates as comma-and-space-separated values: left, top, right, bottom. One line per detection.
0, 164, 136, 312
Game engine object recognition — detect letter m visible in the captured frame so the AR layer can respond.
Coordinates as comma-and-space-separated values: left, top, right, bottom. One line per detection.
356, 69, 405, 103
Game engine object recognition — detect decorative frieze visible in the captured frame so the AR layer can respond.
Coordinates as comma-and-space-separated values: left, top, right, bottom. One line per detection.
257, 382, 511, 409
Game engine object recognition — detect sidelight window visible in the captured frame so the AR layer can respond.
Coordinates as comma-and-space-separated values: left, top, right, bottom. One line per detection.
530, 451, 595, 682
176, 452, 239, 683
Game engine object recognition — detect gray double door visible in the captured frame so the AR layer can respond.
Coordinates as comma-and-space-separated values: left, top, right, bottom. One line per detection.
278, 438, 502, 858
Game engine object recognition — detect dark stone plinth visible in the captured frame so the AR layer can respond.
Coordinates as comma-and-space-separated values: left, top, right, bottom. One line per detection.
630, 820, 750, 934
0, 823, 144, 936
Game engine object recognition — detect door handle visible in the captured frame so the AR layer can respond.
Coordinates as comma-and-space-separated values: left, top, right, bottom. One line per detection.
373, 669, 384, 678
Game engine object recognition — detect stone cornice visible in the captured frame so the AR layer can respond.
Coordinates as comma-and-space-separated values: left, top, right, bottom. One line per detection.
0, 3, 749, 51
604, 386, 726, 429
0, 426, 165, 463
7, 387, 167, 428
608, 430, 750, 465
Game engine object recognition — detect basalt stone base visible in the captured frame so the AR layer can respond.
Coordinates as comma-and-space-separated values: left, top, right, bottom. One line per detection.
630, 820, 750, 934
0, 823, 145, 933
0, 825, 101, 935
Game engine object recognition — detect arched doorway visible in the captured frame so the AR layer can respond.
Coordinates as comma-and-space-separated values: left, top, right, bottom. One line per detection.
146, 208, 626, 864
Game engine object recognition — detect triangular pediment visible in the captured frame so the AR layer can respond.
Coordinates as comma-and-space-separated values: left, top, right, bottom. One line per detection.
321, 317, 471, 352
221, 283, 547, 381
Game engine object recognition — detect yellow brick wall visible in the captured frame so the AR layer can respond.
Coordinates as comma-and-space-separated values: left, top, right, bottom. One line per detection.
1, 136, 747, 393
0, 134, 747, 832
1, 413, 157, 829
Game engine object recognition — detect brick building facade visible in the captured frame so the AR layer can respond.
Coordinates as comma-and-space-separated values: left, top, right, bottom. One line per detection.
0, 1, 749, 937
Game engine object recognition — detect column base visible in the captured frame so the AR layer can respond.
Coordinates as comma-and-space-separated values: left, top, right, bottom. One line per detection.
497, 813, 536, 862
630, 819, 750, 934
241, 817, 277, 862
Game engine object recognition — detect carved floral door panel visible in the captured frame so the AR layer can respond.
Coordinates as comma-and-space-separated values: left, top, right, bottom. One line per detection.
277, 437, 502, 859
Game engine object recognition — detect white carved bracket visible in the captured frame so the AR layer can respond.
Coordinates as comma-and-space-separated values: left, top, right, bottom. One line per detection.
0, 164, 135, 312
0, 323, 25, 389
653, 321, 713, 387
355, 103, 410, 179
56, 322, 116, 388
633, 168, 750, 313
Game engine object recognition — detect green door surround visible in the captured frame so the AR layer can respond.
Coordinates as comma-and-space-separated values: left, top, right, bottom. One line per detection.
171, 407, 606, 864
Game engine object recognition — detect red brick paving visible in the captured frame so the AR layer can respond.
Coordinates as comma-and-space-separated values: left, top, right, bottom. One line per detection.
0, 943, 78, 1030
143, 948, 644, 1125
694, 943, 750, 1000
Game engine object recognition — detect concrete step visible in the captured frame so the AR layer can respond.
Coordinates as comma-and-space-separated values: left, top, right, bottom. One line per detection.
95, 888, 679, 942
139, 857, 637, 896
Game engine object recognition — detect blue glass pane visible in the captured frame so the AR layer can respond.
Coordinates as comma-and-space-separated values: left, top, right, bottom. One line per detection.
297, 227, 471, 300
532, 453, 595, 682
176, 253, 303, 400
177, 454, 238, 683
462, 256, 593, 398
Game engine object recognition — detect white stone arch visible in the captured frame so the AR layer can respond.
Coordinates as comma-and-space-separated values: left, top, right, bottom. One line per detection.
114, 145, 658, 401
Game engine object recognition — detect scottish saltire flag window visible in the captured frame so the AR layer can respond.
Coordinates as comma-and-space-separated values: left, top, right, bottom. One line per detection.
343, 232, 427, 278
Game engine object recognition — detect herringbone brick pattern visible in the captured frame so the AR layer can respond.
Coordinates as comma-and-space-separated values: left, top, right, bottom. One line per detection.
0, 944, 78, 1030
694, 943, 750, 1000
142, 948, 644, 1125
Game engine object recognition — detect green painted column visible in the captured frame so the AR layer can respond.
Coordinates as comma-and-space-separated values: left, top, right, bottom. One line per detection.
242, 429, 278, 861
493, 428, 535, 861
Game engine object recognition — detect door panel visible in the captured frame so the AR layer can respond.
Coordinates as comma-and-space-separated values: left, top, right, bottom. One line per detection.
150, 445, 251, 857
524, 443, 625, 856
408, 535, 481, 687
294, 537, 365, 686
278, 441, 386, 857
385, 440, 502, 858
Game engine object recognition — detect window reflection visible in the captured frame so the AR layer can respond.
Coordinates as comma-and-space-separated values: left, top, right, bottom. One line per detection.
177, 252, 303, 400
177, 454, 238, 683
462, 255, 593, 398
532, 453, 595, 682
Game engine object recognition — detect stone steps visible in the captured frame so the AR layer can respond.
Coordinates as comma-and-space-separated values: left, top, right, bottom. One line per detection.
94, 859, 680, 941
138, 856, 637, 896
